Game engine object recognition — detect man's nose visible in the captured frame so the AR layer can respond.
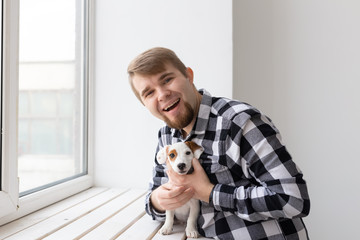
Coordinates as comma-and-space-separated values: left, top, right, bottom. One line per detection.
158, 88, 170, 101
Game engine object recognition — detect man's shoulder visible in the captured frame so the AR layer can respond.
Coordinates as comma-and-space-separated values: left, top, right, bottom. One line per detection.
211, 97, 260, 121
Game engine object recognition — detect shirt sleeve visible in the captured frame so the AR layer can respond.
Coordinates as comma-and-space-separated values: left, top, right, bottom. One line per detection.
144, 143, 167, 221
145, 190, 166, 221
211, 111, 310, 222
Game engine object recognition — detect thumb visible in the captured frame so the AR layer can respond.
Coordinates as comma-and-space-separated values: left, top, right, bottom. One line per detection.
192, 157, 202, 170
166, 159, 171, 170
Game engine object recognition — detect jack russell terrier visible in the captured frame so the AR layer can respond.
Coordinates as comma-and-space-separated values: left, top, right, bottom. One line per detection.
156, 141, 204, 238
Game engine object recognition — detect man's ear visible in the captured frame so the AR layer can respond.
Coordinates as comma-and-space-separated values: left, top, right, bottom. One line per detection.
156, 146, 168, 164
186, 67, 194, 83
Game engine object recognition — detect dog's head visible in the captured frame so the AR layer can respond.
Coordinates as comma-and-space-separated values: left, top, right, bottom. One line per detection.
156, 141, 204, 175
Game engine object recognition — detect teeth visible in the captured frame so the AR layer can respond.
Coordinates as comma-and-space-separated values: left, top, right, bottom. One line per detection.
164, 99, 179, 111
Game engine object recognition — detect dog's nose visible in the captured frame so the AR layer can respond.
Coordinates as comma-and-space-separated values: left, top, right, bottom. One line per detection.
177, 163, 186, 171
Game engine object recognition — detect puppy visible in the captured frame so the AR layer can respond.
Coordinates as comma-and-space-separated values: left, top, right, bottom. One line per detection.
156, 141, 204, 238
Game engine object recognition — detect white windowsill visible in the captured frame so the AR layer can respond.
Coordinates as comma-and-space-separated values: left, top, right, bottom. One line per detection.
0, 187, 211, 240
0, 175, 93, 226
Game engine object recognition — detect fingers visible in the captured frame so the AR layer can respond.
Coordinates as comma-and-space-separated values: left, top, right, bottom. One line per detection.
161, 182, 185, 197
167, 169, 187, 187
163, 188, 194, 210
167, 158, 202, 187
155, 183, 194, 211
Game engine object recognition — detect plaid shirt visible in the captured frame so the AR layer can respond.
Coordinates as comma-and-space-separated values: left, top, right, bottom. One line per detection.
145, 89, 310, 240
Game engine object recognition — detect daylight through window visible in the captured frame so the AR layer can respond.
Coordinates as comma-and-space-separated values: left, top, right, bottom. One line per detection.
18, 0, 89, 196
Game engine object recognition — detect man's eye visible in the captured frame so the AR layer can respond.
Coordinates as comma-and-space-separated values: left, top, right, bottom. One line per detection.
169, 153, 175, 158
164, 78, 173, 84
185, 151, 191, 155
145, 90, 154, 98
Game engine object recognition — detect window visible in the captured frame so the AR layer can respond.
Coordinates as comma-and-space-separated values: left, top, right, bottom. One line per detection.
0, 0, 20, 219
0, 0, 93, 222
18, 0, 89, 196
0, 1, 2, 191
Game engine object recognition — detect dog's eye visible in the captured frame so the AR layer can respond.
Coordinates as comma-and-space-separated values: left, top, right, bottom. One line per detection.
169, 153, 175, 159
185, 151, 191, 155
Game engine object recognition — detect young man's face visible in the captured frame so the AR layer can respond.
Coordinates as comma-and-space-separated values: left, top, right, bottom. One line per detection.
132, 63, 200, 133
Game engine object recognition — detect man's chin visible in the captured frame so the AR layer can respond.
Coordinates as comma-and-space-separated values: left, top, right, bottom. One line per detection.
163, 102, 195, 130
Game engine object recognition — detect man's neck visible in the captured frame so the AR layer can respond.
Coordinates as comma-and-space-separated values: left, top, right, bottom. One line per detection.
181, 119, 196, 139
181, 91, 202, 138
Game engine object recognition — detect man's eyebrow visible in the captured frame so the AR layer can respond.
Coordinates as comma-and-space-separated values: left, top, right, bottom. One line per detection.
159, 72, 174, 80
140, 86, 150, 97
140, 72, 175, 97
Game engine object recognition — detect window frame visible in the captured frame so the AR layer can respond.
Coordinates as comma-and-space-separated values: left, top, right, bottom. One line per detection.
0, 0, 94, 224
0, 0, 20, 219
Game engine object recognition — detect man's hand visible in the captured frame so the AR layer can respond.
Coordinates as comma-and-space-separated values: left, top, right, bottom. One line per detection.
167, 157, 214, 203
150, 182, 195, 212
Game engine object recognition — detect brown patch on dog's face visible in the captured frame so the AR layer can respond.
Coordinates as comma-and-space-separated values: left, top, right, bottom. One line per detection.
167, 149, 178, 162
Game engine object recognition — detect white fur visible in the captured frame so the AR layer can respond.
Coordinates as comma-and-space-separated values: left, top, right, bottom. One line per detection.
156, 142, 204, 238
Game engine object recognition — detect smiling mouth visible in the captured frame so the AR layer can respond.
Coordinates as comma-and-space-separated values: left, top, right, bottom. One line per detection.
163, 99, 180, 112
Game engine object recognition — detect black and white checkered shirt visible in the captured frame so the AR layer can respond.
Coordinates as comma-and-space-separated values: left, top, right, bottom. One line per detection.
145, 89, 310, 240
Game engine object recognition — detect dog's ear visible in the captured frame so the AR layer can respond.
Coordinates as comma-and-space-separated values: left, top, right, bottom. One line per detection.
156, 146, 169, 164
193, 146, 204, 159
185, 141, 204, 159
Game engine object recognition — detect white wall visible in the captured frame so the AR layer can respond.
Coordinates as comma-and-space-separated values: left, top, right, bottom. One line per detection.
94, 0, 232, 188
233, 1, 360, 239
96, 1, 360, 239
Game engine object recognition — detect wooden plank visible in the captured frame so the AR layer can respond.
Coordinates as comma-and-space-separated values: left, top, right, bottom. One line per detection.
188, 235, 213, 240
42, 189, 146, 240
150, 222, 212, 240
4, 188, 128, 240
114, 214, 163, 240
0, 187, 107, 239
116, 212, 212, 240
1, 187, 212, 240
80, 194, 146, 240
151, 223, 187, 240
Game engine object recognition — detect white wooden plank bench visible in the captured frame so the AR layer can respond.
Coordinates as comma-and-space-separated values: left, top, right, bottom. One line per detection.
0, 188, 212, 240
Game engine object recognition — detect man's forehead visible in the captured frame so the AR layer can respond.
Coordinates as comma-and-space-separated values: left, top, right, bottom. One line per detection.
133, 70, 176, 90
136, 63, 177, 79
132, 72, 163, 90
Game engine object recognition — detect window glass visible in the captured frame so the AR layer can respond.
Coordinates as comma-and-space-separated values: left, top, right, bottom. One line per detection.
18, 0, 88, 195
32, 92, 58, 117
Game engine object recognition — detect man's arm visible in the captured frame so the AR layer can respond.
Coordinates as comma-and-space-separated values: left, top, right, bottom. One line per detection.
167, 113, 310, 222
211, 113, 310, 221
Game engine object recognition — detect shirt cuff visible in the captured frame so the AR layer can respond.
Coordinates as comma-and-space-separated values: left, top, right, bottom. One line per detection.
145, 191, 166, 221
211, 184, 237, 212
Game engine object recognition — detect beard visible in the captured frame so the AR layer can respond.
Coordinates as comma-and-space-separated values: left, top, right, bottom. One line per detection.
163, 101, 195, 130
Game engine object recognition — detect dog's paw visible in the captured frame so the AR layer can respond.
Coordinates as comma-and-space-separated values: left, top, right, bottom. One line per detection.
158, 225, 173, 235
185, 227, 200, 238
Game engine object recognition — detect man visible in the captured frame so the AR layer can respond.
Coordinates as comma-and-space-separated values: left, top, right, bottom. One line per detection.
128, 47, 310, 240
